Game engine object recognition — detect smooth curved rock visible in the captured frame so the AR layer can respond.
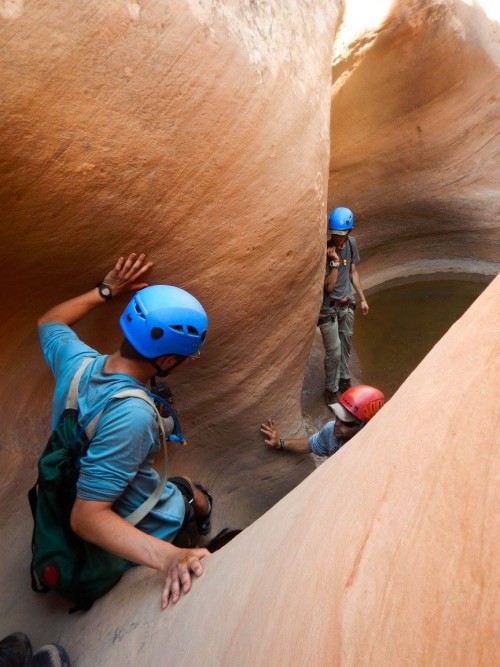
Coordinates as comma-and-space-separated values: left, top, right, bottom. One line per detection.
0, 0, 340, 529
1, 1, 499, 664
2, 274, 497, 665
329, 0, 500, 285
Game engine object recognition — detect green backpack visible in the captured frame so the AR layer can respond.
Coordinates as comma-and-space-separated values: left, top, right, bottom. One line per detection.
29, 358, 167, 611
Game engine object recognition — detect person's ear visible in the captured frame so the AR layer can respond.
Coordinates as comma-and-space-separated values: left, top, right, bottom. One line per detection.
155, 354, 179, 372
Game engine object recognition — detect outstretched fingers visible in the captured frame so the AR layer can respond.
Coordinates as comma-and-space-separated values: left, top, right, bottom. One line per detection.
114, 256, 125, 272
161, 571, 173, 609
121, 252, 143, 277
260, 419, 280, 447
103, 252, 154, 296
160, 548, 209, 610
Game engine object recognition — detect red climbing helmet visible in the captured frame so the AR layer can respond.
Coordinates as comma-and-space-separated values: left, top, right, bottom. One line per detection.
339, 385, 384, 423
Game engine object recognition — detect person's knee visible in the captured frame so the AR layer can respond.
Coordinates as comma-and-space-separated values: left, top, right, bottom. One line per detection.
179, 475, 194, 487
326, 343, 341, 363
177, 476, 210, 516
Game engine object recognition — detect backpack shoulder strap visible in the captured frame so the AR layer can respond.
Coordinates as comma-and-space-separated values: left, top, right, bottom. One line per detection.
65, 358, 93, 410
115, 390, 168, 526
348, 236, 354, 259
94, 389, 168, 527
348, 237, 354, 275
68, 371, 168, 527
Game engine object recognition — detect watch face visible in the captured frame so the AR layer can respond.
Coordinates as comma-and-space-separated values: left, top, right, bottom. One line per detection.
99, 284, 111, 299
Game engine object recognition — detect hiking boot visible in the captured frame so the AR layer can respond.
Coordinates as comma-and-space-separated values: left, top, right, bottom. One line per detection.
32, 644, 70, 667
0, 633, 32, 667
323, 388, 339, 406
338, 378, 352, 394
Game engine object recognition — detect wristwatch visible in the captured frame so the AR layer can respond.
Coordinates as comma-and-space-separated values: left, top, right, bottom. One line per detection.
96, 282, 113, 301
329, 261, 340, 269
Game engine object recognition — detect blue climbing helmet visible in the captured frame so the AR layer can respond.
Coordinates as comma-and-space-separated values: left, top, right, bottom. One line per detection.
328, 207, 354, 235
120, 285, 208, 358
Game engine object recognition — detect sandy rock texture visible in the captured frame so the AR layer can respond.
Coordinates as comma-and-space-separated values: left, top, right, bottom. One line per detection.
1, 1, 499, 663
329, 0, 500, 287
0, 0, 340, 527
4, 272, 497, 667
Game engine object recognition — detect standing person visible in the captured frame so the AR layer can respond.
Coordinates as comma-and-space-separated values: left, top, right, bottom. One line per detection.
36, 253, 211, 610
319, 207, 369, 405
261, 385, 384, 457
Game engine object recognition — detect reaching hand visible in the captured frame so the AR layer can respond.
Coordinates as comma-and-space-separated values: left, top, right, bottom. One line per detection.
327, 246, 340, 264
161, 547, 209, 610
103, 253, 154, 297
260, 418, 280, 449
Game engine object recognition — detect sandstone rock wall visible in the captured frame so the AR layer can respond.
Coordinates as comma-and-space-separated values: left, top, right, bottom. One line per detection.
1, 2, 499, 663
328, 0, 500, 286
0, 0, 340, 526
3, 272, 496, 666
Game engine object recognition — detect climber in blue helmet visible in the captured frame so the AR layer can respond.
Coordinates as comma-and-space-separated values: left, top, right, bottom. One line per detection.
36, 253, 212, 610
319, 207, 370, 406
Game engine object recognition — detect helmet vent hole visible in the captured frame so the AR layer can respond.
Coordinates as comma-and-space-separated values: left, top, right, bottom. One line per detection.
126, 314, 132, 322
134, 304, 145, 319
187, 325, 198, 336
201, 330, 207, 342
151, 327, 164, 340
169, 325, 184, 334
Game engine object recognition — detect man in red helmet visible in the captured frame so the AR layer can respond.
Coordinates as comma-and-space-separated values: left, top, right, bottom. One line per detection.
261, 385, 384, 457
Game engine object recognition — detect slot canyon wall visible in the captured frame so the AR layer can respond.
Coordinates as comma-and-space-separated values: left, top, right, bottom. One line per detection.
0, 0, 341, 529
1, 0, 498, 529
0, 1, 499, 663
328, 0, 500, 287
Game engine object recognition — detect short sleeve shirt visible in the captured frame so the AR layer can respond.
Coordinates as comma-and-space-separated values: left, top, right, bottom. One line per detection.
321, 236, 361, 313
308, 420, 346, 457
38, 323, 185, 542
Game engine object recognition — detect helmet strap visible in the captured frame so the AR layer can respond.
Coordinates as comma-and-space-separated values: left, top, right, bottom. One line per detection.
150, 355, 187, 378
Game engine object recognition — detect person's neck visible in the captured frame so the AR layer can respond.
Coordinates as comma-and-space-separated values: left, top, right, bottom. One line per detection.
104, 351, 153, 384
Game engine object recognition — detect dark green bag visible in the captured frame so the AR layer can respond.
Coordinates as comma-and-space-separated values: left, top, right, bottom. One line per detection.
29, 359, 167, 611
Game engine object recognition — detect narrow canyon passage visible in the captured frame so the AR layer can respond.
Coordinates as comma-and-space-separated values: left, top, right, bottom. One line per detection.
0, 0, 499, 664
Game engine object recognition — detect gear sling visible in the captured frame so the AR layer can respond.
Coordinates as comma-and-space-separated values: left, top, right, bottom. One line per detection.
28, 358, 168, 611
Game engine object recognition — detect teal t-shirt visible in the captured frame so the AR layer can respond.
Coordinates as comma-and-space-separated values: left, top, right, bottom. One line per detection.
38, 322, 185, 542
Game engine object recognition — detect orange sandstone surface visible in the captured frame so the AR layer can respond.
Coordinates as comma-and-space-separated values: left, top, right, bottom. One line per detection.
0, 0, 340, 531
0, 0, 499, 664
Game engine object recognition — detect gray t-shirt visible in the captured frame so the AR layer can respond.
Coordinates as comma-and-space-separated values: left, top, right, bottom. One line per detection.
321, 236, 360, 313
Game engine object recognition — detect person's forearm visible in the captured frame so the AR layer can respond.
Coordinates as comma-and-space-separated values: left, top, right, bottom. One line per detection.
38, 253, 154, 327
71, 499, 178, 573
38, 288, 105, 327
281, 437, 311, 454
325, 267, 339, 294
351, 267, 366, 301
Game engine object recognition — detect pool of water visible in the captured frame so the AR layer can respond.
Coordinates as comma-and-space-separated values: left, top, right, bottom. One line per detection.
352, 278, 490, 399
